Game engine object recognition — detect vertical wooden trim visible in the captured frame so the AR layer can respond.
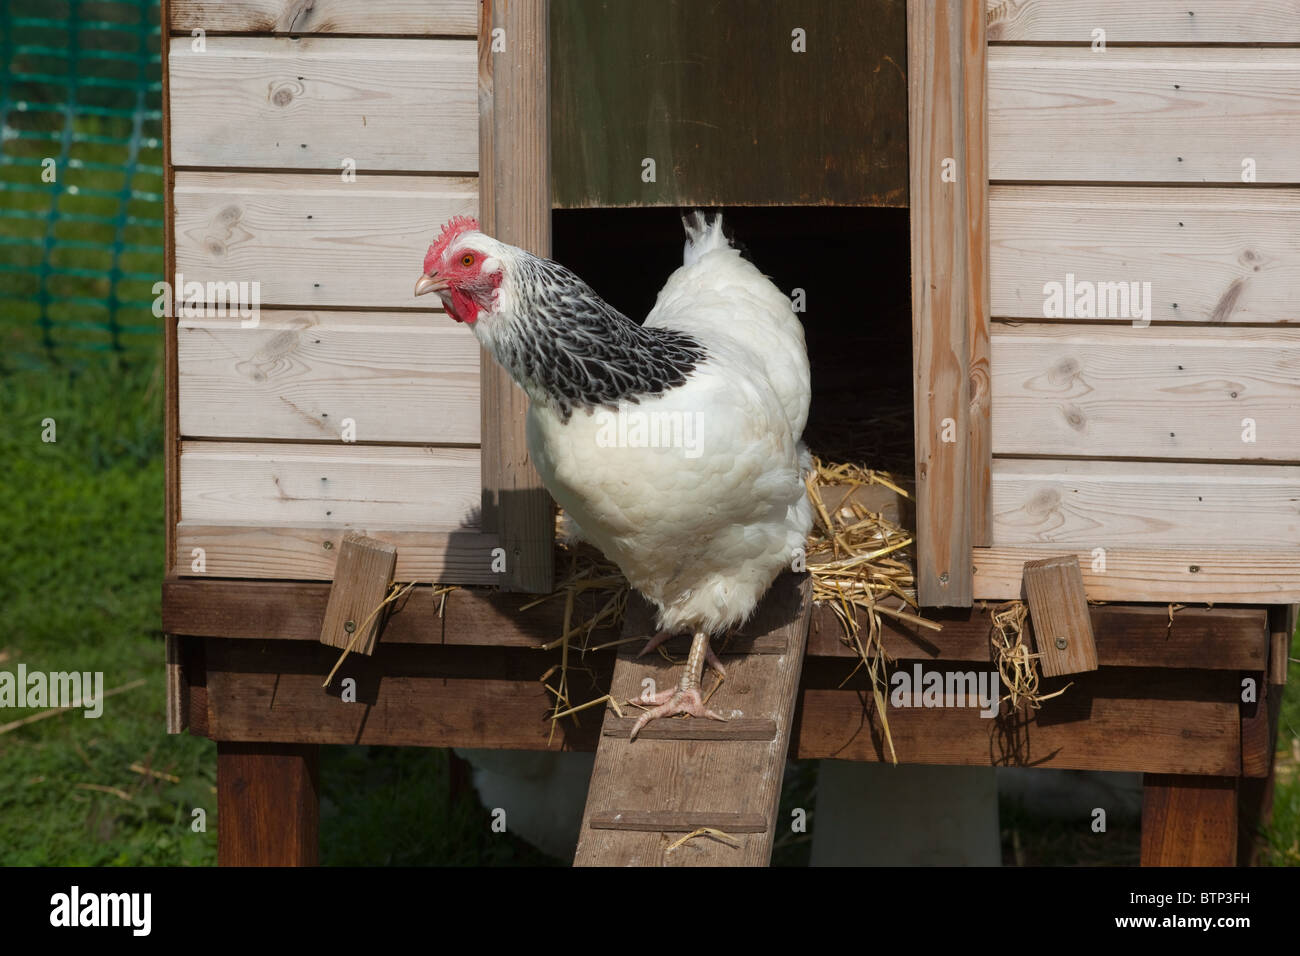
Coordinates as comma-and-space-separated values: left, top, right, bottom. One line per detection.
963, 0, 991, 547
1269, 603, 1296, 688
1141, 774, 1237, 867
908, 0, 973, 606
165, 635, 188, 734
161, 0, 187, 731
217, 742, 319, 866
478, 0, 555, 593
162, 0, 178, 572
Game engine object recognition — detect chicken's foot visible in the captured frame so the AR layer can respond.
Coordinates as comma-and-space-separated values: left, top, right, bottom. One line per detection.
629, 630, 728, 740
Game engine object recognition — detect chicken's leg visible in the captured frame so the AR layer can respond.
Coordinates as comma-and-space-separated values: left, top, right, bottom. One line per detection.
629, 630, 728, 741
637, 629, 727, 679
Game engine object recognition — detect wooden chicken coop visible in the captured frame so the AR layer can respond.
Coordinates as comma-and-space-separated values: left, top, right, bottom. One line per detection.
161, 0, 1298, 866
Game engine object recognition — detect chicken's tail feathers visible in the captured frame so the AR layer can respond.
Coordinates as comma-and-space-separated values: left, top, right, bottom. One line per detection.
680, 210, 731, 267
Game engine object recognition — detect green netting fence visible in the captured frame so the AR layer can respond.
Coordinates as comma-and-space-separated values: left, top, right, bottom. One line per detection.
0, 0, 163, 371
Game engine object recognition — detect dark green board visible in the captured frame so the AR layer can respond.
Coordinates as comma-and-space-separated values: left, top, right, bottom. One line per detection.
550, 0, 909, 209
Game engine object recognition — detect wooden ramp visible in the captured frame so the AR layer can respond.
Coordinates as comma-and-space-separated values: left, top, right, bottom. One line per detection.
574, 573, 814, 866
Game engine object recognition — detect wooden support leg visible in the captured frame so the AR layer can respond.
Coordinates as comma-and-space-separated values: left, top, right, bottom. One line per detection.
1141, 774, 1237, 866
218, 742, 320, 866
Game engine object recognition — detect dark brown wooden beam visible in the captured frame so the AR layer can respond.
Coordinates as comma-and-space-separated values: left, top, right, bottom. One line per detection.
163, 577, 1269, 671
810, 602, 1265, 670
1141, 774, 1237, 867
205, 639, 608, 751
195, 635, 1244, 776
793, 662, 1241, 776
162, 576, 604, 649
217, 741, 319, 866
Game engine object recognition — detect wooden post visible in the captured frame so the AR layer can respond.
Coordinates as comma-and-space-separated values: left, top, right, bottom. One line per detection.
908, 0, 974, 607
963, 0, 991, 547
478, 0, 555, 593
217, 742, 320, 866
1141, 774, 1237, 866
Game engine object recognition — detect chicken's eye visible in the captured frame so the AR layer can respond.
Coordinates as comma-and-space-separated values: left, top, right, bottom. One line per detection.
460, 254, 474, 267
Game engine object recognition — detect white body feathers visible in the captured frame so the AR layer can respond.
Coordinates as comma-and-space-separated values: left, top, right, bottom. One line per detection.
526, 215, 813, 635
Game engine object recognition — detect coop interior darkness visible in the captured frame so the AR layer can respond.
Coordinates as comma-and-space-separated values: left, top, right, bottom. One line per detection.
552, 206, 914, 474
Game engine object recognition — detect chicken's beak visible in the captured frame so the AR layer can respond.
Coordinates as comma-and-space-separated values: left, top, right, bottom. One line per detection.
414, 273, 448, 297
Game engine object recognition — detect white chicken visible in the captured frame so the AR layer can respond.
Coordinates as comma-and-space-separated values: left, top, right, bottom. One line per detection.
416, 212, 812, 738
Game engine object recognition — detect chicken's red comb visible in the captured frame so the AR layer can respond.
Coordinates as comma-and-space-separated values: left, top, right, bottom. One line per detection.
424, 215, 481, 274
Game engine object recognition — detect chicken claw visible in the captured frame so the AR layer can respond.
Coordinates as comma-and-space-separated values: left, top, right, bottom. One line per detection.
629, 630, 728, 741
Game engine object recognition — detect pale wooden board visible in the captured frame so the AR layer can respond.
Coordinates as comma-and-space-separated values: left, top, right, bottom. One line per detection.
174, 171, 477, 308
478, 0, 554, 593
992, 459, 1300, 549
318, 533, 396, 654
966, 2, 993, 547
169, 37, 477, 172
1021, 554, 1099, 676
989, 48, 1300, 183
170, 0, 478, 35
179, 441, 480, 529
574, 574, 813, 867
991, 324, 1300, 460
974, 546, 1300, 603
990, 185, 1300, 324
175, 523, 500, 584
908, 0, 973, 607
987, 0, 1300, 43
178, 312, 480, 444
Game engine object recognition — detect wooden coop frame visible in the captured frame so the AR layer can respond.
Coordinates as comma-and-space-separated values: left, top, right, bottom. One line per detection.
161, 0, 1297, 866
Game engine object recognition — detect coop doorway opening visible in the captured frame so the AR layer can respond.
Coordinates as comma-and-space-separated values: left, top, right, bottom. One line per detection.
551, 206, 914, 475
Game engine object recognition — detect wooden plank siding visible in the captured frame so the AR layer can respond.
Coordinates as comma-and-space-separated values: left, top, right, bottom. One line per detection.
991, 325, 1300, 461
991, 459, 1300, 550
177, 312, 480, 445
169, 38, 477, 172
989, 49, 1300, 183
990, 186, 1300, 325
973, 547, 1300, 603
981, 17, 1300, 603
175, 525, 500, 584
174, 172, 477, 309
180, 441, 481, 529
169, 0, 479, 35
987, 1, 1300, 44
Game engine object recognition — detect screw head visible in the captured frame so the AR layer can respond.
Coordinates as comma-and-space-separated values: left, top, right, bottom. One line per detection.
323, 540, 333, 550
939, 571, 949, 584
1054, 636, 1068, 650
344, 620, 356, 633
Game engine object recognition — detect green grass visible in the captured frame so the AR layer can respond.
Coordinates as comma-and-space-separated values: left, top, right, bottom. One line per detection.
0, 355, 215, 865
1259, 657, 1300, 866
